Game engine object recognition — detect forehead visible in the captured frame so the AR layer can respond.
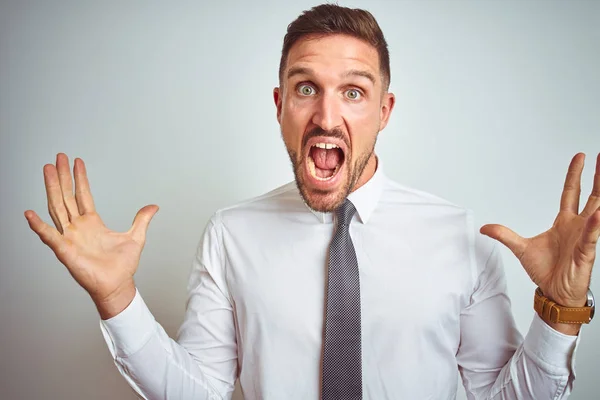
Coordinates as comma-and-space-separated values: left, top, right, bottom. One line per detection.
285, 34, 381, 85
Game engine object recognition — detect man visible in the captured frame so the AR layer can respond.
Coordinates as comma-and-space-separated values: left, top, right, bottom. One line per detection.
25, 4, 598, 399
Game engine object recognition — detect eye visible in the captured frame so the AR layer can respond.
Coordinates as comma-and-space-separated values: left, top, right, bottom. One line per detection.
345, 88, 362, 100
298, 84, 316, 96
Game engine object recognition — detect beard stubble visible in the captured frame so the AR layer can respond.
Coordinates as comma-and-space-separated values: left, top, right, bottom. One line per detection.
284, 127, 377, 213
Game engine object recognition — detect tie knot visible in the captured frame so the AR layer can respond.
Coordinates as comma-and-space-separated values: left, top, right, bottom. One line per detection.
335, 199, 356, 227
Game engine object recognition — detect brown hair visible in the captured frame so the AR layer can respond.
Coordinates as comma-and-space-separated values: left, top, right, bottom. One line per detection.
279, 3, 391, 90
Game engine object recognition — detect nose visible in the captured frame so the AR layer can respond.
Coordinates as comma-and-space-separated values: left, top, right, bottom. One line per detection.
311, 92, 343, 132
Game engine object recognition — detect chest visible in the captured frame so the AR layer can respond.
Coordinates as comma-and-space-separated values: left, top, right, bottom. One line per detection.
224, 220, 472, 341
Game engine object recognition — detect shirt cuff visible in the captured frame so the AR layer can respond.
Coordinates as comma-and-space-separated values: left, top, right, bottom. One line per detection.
99, 288, 157, 359
523, 313, 580, 375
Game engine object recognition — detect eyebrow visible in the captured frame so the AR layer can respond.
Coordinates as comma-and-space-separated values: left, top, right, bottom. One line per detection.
342, 69, 376, 86
287, 66, 376, 86
287, 66, 314, 80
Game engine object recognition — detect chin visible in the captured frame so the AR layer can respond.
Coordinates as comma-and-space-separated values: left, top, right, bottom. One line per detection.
301, 189, 348, 213
295, 169, 352, 213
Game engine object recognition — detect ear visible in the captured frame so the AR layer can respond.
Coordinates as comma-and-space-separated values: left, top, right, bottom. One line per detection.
379, 92, 396, 131
273, 87, 283, 124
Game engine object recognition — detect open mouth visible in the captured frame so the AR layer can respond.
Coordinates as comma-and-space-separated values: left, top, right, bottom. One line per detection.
307, 142, 345, 182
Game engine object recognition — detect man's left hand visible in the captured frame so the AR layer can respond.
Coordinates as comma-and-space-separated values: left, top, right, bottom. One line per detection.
480, 152, 600, 335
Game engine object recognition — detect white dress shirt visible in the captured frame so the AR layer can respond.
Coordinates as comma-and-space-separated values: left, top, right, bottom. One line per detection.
101, 162, 580, 400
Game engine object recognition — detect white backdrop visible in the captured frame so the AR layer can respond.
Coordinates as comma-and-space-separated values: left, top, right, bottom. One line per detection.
1, 0, 598, 399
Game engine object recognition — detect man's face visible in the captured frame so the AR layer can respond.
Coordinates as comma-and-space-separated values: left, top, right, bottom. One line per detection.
274, 34, 395, 212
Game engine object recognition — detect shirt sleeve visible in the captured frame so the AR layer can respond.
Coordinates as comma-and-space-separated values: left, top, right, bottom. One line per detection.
100, 214, 238, 400
456, 237, 580, 399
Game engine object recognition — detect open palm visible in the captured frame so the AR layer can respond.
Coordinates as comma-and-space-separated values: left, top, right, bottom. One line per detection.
25, 153, 158, 315
481, 153, 600, 308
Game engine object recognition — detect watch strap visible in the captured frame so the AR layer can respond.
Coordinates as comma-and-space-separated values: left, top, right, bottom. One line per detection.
534, 287, 592, 324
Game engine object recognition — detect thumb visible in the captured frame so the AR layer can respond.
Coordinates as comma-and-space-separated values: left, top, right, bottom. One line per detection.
129, 205, 159, 244
480, 223, 527, 259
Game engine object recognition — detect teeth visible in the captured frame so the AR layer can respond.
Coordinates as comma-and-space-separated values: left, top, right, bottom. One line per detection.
314, 143, 339, 150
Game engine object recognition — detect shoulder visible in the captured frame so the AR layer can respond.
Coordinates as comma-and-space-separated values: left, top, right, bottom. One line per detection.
380, 175, 496, 269
379, 175, 469, 218
211, 181, 306, 226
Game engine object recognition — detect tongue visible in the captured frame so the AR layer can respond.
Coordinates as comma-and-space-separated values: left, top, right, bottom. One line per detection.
312, 147, 341, 170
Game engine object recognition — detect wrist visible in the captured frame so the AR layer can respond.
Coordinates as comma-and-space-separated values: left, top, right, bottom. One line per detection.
541, 291, 584, 335
543, 291, 588, 309
93, 281, 136, 320
533, 287, 594, 334
538, 291, 583, 335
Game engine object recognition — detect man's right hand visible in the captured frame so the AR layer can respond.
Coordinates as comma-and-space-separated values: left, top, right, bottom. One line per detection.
24, 153, 159, 319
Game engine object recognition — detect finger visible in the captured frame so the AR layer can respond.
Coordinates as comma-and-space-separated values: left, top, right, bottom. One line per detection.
56, 153, 80, 220
44, 164, 70, 234
559, 153, 585, 215
581, 152, 600, 218
129, 205, 159, 245
74, 157, 96, 214
576, 206, 600, 267
24, 210, 66, 256
480, 224, 528, 259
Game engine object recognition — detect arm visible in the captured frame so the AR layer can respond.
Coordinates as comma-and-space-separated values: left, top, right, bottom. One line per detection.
458, 152, 600, 398
24, 154, 237, 399
100, 216, 238, 399
457, 241, 579, 399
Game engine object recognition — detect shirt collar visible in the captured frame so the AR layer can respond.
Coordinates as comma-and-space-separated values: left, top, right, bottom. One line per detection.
306, 158, 385, 224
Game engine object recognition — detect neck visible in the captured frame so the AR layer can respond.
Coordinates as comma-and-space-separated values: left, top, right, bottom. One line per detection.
350, 153, 378, 193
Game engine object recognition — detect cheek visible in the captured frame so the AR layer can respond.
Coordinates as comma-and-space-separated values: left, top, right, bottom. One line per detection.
343, 103, 380, 152
281, 98, 312, 144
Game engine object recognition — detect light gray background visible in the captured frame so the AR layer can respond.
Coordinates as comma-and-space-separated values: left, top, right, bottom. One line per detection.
1, 0, 598, 399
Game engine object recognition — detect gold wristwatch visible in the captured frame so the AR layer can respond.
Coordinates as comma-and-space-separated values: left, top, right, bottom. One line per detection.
534, 287, 595, 324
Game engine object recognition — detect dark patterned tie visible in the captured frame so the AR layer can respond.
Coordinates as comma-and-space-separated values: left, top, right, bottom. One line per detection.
321, 199, 362, 400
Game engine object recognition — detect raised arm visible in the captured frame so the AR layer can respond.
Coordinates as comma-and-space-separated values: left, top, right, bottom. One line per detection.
457, 152, 600, 399
26, 154, 238, 399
